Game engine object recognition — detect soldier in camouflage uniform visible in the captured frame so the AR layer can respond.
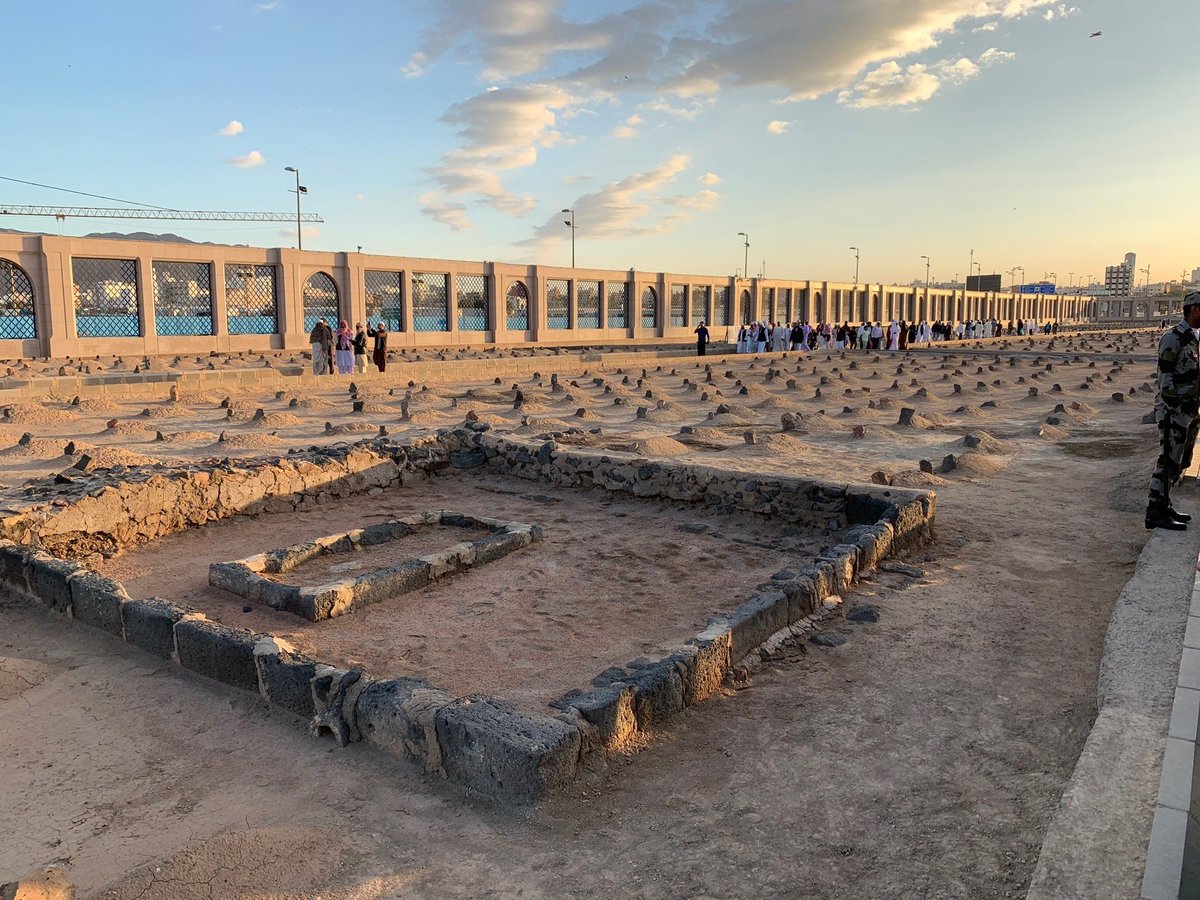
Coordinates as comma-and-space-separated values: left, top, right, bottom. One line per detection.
1147, 291, 1200, 530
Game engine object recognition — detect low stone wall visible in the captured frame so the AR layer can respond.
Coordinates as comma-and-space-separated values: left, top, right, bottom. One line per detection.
441, 424, 935, 548
209, 511, 542, 621
0, 426, 935, 803
0, 442, 446, 558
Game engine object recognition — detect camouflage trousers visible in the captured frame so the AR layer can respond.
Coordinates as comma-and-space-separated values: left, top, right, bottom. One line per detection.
1149, 405, 1200, 510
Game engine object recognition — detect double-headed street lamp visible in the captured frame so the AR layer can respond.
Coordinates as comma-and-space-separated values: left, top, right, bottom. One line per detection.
561, 209, 576, 268
849, 246, 860, 288
920, 255, 931, 290
737, 232, 749, 279
284, 166, 307, 250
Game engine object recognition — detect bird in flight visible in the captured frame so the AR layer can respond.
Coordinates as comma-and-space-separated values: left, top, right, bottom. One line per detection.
1089, 30, 1102, 37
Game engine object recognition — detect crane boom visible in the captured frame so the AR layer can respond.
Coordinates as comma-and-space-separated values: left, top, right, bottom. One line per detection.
0, 204, 323, 222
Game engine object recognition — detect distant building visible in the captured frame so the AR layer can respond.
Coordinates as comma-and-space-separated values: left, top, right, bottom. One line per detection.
1191, 267, 1200, 284
1105, 252, 1136, 296
967, 274, 1002, 292
1017, 281, 1056, 294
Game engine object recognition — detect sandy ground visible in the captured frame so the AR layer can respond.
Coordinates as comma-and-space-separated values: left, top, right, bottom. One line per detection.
96, 476, 828, 711
0, 327, 1176, 897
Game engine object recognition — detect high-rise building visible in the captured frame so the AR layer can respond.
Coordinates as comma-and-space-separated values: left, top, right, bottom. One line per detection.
1105, 251, 1136, 296
1191, 267, 1200, 284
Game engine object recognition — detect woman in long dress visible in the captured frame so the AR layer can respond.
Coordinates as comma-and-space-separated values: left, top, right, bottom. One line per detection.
335, 321, 354, 374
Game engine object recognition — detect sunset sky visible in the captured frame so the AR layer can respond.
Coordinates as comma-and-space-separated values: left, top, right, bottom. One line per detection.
3, 0, 1196, 287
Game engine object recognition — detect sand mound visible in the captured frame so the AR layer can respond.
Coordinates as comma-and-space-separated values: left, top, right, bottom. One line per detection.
920, 411, 956, 426
216, 433, 283, 449
963, 431, 1008, 454
628, 436, 689, 457
248, 412, 302, 428
84, 448, 160, 468
139, 405, 195, 419
0, 438, 69, 458
949, 451, 1007, 478
757, 433, 815, 455
104, 421, 153, 435
328, 422, 379, 434
1035, 423, 1069, 440
753, 397, 792, 410
892, 470, 951, 487
2, 404, 79, 424
678, 426, 735, 443
160, 430, 219, 444
706, 412, 755, 427
75, 398, 124, 413
288, 397, 335, 410
953, 405, 990, 418
407, 410, 449, 425
521, 418, 575, 431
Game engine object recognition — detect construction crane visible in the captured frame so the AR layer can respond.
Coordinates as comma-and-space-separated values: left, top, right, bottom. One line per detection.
0, 204, 322, 223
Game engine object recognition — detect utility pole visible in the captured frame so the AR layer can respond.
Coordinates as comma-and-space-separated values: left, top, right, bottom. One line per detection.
737, 232, 749, 279
284, 166, 307, 250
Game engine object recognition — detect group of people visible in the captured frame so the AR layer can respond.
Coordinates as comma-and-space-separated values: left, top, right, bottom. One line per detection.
307, 319, 390, 376
719, 317, 1056, 356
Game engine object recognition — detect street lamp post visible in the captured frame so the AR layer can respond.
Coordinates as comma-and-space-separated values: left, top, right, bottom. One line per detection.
737, 232, 749, 280
561, 209, 575, 268
849, 246, 860, 288
920, 255, 930, 320
284, 167, 307, 250
968, 248, 974, 291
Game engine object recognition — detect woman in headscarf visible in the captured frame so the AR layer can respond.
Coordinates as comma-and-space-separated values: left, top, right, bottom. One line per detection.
367, 321, 388, 373
335, 320, 354, 374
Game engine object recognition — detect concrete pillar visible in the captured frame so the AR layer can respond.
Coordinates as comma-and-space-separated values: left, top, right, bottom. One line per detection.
136, 253, 159, 354
278, 250, 304, 350
211, 261, 230, 352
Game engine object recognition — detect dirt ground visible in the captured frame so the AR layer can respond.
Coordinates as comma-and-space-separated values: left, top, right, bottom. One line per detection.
95, 475, 828, 711
0, 329, 1171, 898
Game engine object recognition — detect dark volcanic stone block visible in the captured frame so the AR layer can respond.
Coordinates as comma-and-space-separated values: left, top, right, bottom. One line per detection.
471, 532, 521, 564
175, 617, 259, 693
0, 543, 31, 593
23, 552, 83, 615
256, 648, 319, 719
435, 696, 581, 803
727, 589, 789, 662
122, 597, 189, 659
68, 570, 130, 637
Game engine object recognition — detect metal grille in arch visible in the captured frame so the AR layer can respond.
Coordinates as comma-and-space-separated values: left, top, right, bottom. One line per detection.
505, 281, 529, 331
153, 261, 213, 336
640, 286, 657, 328
302, 272, 339, 333
412, 273, 448, 331
0, 260, 36, 339
365, 270, 404, 331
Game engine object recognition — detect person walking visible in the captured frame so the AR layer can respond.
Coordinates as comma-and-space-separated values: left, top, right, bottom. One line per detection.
367, 321, 389, 373
1147, 292, 1200, 530
352, 323, 368, 374
694, 320, 710, 356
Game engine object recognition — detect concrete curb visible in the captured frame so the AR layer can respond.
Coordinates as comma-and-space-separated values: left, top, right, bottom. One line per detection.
1027, 506, 1200, 899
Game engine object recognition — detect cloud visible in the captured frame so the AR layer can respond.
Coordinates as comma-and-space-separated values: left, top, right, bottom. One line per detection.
838, 47, 1015, 109
419, 192, 472, 231
228, 150, 265, 168
400, 52, 427, 79
979, 47, 1017, 66
217, 119, 244, 137
421, 83, 574, 221
1043, 3, 1080, 20
254, 0, 283, 11
699, 172, 721, 186
354, 193, 366, 201
563, 173, 597, 185
766, 120, 790, 134
612, 114, 643, 139
518, 155, 718, 253
972, 21, 999, 31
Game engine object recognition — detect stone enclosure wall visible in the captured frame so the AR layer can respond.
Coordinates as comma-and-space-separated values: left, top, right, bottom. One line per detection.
0, 426, 935, 803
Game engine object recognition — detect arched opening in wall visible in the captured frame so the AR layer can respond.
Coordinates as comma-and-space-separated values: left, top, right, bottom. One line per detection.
505, 281, 529, 331
871, 293, 879, 321
1099, 302, 1110, 317
0, 259, 37, 339
1135, 301, 1148, 319
641, 286, 658, 328
303, 272, 339, 333
812, 291, 822, 321
72, 257, 140, 337
712, 286, 729, 327
858, 290, 869, 322
740, 289, 752, 324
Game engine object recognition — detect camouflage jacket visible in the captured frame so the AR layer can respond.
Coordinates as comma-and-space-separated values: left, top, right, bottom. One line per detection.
1157, 320, 1200, 411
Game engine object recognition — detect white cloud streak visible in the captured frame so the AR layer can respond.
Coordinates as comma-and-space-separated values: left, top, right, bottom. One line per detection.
228, 150, 265, 168
217, 119, 244, 137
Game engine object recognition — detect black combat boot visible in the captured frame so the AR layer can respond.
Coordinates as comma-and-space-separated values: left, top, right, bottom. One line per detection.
1147, 505, 1188, 530
1169, 507, 1193, 523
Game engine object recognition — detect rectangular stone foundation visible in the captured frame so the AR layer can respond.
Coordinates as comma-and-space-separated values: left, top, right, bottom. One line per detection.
208, 510, 542, 621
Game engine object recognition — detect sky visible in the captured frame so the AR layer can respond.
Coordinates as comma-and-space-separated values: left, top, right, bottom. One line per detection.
2, 0, 1197, 288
